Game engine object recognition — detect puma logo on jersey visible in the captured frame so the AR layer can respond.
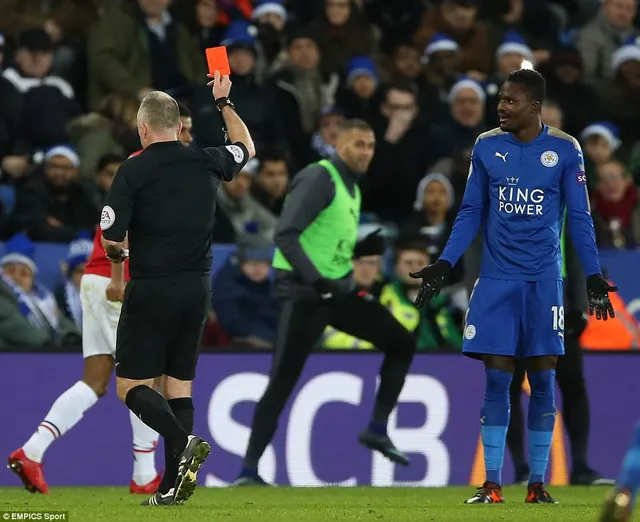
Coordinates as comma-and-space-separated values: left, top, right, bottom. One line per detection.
495, 151, 509, 162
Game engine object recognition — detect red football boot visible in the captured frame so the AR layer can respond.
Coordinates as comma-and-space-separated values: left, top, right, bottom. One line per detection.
130, 473, 162, 494
8, 448, 49, 494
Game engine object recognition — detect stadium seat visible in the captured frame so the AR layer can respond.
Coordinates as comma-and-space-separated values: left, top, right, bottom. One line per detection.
0, 186, 16, 216
0, 242, 239, 290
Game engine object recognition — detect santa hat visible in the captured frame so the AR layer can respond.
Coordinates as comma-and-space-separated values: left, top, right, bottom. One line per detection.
44, 145, 80, 167
414, 173, 455, 211
424, 33, 459, 58
252, 0, 287, 22
1, 233, 37, 274
611, 36, 640, 72
496, 31, 534, 62
357, 223, 385, 241
448, 76, 486, 103
580, 121, 621, 151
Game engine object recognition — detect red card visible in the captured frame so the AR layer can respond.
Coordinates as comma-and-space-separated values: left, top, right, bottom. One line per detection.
206, 46, 231, 76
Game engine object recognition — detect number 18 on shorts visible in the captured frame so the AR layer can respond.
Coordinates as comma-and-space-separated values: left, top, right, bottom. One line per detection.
463, 278, 565, 359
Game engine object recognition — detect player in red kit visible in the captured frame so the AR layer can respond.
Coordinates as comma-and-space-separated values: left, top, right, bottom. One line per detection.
9, 158, 161, 495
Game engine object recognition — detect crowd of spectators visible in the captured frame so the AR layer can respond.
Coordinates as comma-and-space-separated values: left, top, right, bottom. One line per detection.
0, 0, 639, 350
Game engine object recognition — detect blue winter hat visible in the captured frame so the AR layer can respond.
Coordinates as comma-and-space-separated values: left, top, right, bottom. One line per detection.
239, 246, 274, 262
252, 0, 287, 22
448, 76, 486, 103
320, 105, 344, 117
345, 56, 378, 87
67, 236, 93, 274
1, 233, 37, 274
611, 36, 640, 71
424, 33, 459, 58
221, 20, 258, 48
496, 31, 533, 61
580, 121, 621, 151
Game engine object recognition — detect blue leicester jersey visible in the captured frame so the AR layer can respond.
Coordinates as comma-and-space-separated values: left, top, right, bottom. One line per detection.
440, 125, 600, 281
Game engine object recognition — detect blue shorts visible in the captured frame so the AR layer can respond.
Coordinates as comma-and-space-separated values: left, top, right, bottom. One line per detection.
462, 278, 565, 360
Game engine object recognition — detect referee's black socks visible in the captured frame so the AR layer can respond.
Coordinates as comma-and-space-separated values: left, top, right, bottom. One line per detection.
125, 385, 189, 457
158, 397, 194, 494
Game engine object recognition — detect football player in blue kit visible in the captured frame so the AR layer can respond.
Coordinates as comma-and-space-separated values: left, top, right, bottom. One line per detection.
409, 68, 617, 504
600, 420, 640, 521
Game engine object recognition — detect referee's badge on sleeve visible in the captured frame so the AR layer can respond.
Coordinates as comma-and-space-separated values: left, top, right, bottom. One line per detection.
225, 145, 245, 164
100, 205, 115, 230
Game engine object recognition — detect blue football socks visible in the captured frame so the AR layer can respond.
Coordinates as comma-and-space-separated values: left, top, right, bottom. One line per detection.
527, 369, 556, 485
482, 368, 513, 486
617, 420, 640, 500
368, 421, 387, 436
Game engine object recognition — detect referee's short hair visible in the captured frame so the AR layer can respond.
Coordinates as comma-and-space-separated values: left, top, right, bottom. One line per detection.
138, 91, 180, 131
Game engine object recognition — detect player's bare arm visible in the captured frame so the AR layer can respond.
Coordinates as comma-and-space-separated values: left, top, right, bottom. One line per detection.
106, 234, 127, 302
106, 262, 125, 302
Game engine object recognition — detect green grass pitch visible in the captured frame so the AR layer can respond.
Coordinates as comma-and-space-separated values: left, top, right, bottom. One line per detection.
0, 486, 636, 521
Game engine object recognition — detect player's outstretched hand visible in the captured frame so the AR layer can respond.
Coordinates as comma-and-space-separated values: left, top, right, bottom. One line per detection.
409, 259, 452, 308
207, 70, 232, 99
586, 274, 617, 321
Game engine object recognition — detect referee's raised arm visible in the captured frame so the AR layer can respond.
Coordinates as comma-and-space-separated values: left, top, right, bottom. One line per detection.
203, 71, 256, 181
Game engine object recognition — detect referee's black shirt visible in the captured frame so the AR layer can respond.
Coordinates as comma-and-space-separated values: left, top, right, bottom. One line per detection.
101, 141, 249, 279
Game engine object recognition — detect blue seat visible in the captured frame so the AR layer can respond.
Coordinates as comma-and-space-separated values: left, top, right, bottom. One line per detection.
0, 242, 239, 291
0, 240, 400, 290
0, 185, 16, 215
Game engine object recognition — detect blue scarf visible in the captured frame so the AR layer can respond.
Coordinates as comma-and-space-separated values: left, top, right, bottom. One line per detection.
64, 280, 82, 330
311, 132, 336, 159
1, 273, 59, 332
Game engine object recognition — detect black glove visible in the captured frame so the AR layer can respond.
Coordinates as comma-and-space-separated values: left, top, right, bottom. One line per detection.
409, 259, 452, 308
354, 229, 386, 258
565, 310, 588, 336
313, 278, 343, 303
586, 274, 617, 321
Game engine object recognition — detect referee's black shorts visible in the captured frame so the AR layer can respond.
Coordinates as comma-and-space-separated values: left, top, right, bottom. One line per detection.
115, 273, 210, 381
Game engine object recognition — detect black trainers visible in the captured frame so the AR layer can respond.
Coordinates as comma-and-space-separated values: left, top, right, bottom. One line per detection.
358, 428, 409, 466
174, 435, 211, 504
599, 488, 632, 522
141, 488, 176, 506
465, 481, 505, 504
231, 474, 272, 487
571, 468, 615, 486
525, 482, 558, 504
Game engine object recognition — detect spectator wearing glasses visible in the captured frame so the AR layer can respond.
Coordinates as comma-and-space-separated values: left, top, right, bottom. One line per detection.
365, 82, 432, 224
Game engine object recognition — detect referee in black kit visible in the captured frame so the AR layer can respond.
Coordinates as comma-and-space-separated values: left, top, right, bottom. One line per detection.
234, 119, 418, 486
100, 71, 255, 505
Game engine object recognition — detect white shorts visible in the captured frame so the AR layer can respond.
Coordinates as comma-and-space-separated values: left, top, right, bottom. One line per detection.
80, 274, 122, 358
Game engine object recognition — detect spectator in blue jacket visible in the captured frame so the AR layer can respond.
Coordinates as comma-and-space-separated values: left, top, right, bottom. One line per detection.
211, 240, 277, 349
